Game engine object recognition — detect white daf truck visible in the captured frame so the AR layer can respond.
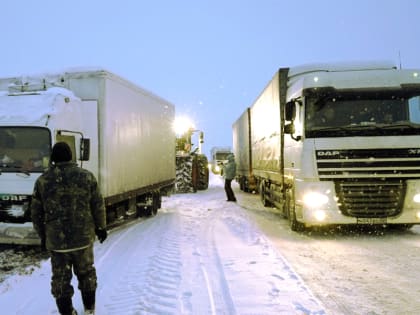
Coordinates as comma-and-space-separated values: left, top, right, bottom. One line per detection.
210, 146, 232, 175
0, 68, 175, 244
234, 62, 420, 231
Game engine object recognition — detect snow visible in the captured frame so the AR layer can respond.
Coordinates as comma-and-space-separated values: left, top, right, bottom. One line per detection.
0, 174, 325, 315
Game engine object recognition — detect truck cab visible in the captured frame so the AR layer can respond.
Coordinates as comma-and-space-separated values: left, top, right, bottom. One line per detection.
242, 62, 420, 231
210, 147, 232, 175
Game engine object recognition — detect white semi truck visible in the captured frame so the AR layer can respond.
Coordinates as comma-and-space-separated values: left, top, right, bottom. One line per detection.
233, 62, 420, 231
0, 68, 175, 244
210, 146, 232, 175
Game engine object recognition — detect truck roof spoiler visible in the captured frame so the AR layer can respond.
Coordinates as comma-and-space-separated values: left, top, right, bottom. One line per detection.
288, 61, 396, 78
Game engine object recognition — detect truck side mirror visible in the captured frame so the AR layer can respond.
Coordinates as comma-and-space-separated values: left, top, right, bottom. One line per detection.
284, 123, 302, 141
284, 123, 295, 134
285, 101, 296, 121
80, 138, 90, 161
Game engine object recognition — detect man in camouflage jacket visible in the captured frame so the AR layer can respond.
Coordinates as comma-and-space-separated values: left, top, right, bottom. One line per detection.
31, 142, 107, 315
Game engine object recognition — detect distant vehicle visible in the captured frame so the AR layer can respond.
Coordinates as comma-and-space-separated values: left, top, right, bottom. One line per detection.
233, 62, 420, 231
210, 146, 232, 175
0, 69, 175, 244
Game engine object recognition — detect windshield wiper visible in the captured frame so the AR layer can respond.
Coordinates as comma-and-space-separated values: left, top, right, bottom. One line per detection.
0, 164, 31, 175
379, 122, 420, 130
309, 126, 350, 132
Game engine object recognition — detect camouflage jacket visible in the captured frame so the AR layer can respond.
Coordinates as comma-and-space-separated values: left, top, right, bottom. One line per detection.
30, 161, 106, 251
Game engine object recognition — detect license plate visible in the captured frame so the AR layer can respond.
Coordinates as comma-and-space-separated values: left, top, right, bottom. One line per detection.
356, 217, 387, 224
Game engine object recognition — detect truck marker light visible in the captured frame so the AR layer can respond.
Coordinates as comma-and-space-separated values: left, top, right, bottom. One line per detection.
413, 194, 420, 203
413, 72, 419, 78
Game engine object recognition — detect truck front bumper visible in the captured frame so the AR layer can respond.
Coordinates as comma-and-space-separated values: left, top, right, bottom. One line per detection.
295, 180, 420, 227
0, 222, 41, 245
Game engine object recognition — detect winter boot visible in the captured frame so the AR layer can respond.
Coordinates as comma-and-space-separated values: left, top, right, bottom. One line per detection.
56, 297, 77, 315
81, 290, 96, 314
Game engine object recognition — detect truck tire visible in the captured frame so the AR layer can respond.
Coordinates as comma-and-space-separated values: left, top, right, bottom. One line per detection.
285, 188, 305, 232
259, 180, 272, 207
151, 192, 160, 216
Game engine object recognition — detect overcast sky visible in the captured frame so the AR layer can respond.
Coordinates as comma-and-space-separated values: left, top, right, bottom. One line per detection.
2, 0, 420, 156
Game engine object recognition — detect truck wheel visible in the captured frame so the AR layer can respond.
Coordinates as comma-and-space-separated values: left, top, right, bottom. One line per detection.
259, 181, 272, 207
285, 189, 304, 232
152, 192, 161, 216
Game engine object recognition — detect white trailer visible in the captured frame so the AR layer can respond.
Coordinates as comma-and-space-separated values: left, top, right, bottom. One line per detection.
232, 108, 256, 192
235, 62, 420, 231
0, 69, 175, 244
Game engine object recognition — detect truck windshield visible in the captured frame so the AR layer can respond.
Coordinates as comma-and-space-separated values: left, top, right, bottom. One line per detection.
305, 93, 420, 138
0, 127, 51, 173
214, 152, 231, 160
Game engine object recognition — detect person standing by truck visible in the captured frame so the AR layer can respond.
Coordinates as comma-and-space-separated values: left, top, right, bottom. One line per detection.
30, 142, 107, 315
223, 153, 237, 202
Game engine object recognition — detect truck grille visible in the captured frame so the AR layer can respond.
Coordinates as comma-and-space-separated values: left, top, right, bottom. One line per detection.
334, 180, 405, 217
0, 197, 30, 223
316, 148, 420, 218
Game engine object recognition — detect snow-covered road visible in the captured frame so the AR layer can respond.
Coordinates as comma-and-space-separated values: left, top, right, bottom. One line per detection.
239, 188, 420, 315
0, 175, 325, 315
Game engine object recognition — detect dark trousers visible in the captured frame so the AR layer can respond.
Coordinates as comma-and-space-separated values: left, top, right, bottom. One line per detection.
224, 179, 236, 201
50, 244, 97, 299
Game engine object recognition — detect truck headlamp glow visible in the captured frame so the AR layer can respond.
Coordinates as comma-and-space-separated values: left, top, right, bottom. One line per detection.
314, 210, 327, 221
303, 192, 329, 207
413, 193, 420, 203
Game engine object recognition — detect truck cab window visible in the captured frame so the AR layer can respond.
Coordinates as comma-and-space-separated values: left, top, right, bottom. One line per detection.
409, 96, 420, 123
305, 93, 420, 138
0, 127, 50, 172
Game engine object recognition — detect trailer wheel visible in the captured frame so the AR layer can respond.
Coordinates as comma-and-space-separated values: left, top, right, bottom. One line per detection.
152, 192, 161, 216
285, 188, 304, 232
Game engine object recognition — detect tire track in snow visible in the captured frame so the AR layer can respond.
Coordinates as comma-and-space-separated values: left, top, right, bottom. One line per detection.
214, 204, 326, 315
96, 214, 183, 315
176, 196, 237, 315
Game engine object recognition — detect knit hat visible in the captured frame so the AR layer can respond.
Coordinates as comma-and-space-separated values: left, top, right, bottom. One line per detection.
51, 142, 72, 163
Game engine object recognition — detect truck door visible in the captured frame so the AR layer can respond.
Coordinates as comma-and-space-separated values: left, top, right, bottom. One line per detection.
81, 101, 99, 179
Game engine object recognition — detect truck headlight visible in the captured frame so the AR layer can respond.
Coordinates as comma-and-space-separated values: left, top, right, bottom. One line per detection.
314, 210, 327, 221
413, 193, 420, 203
303, 192, 329, 208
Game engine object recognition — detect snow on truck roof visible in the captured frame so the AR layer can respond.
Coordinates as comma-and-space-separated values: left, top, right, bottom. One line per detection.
0, 91, 73, 125
0, 67, 173, 106
286, 61, 420, 92
0, 67, 108, 90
